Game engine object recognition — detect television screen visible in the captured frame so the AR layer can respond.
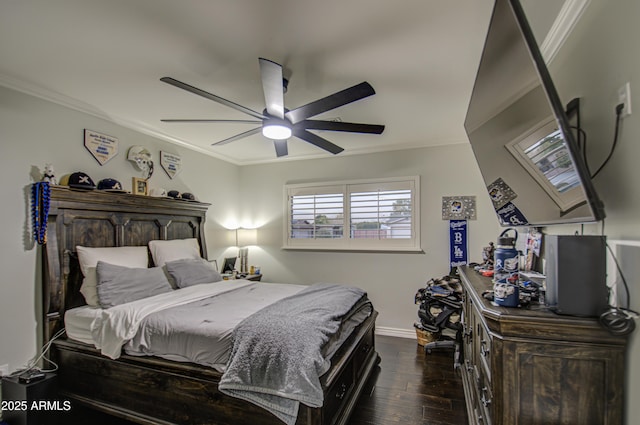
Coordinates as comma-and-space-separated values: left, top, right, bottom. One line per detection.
464, 0, 605, 226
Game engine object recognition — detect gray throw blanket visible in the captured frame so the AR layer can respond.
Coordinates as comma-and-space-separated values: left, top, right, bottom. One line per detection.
218, 283, 367, 425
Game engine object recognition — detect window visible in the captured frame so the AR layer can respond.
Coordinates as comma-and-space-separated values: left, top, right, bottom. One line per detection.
506, 117, 584, 212
285, 176, 420, 251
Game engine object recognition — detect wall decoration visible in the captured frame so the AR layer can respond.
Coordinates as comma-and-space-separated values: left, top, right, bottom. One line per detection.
127, 146, 154, 179
449, 219, 468, 269
160, 151, 182, 179
132, 177, 148, 196
441, 196, 476, 220
487, 177, 517, 210
84, 129, 118, 165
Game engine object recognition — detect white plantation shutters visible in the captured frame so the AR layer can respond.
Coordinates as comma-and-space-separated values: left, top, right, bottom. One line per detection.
285, 177, 420, 251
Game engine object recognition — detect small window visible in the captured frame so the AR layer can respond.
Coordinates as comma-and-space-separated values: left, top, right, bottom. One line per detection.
285, 177, 420, 251
506, 117, 584, 212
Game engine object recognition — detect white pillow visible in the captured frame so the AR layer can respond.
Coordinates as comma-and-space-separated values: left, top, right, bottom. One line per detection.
148, 238, 201, 267
76, 246, 149, 307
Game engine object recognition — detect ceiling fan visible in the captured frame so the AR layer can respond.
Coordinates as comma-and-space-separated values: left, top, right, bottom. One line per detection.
160, 58, 385, 157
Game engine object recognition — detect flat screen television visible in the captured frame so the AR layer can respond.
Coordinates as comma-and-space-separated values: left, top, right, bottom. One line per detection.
464, 0, 605, 227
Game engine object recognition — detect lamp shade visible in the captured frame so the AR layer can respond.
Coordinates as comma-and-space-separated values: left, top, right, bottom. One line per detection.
236, 228, 257, 247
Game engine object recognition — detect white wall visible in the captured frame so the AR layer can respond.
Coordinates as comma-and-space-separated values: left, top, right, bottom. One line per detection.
0, 85, 241, 374
545, 1, 640, 423
237, 146, 501, 332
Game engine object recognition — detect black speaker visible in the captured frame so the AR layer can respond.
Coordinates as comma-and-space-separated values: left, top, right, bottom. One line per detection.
544, 235, 608, 317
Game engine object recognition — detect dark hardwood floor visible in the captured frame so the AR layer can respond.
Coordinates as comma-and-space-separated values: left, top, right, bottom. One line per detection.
348, 335, 468, 425
62, 335, 467, 425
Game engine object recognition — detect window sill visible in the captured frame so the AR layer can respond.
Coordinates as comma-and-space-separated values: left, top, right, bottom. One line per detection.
281, 246, 424, 253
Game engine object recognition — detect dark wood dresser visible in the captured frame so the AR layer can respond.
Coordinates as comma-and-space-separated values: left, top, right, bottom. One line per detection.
458, 266, 627, 425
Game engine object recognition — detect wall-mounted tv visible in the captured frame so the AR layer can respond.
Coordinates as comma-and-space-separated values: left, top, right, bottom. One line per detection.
464, 0, 605, 227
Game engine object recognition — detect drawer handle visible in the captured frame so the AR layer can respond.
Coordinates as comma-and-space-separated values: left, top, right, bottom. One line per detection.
481, 387, 492, 407
361, 343, 371, 353
463, 326, 473, 341
475, 408, 484, 424
335, 383, 348, 400
480, 340, 490, 357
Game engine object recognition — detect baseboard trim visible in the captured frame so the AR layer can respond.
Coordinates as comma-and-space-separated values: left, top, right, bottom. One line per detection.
375, 326, 416, 339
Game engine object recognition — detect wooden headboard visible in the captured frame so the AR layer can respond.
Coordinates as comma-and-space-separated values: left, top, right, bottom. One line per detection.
42, 186, 210, 344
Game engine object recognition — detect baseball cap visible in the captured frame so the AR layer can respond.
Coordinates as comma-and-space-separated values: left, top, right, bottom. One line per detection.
67, 172, 95, 190
97, 178, 126, 193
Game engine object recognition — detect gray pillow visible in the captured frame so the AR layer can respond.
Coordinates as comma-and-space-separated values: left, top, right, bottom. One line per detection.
96, 261, 173, 308
165, 258, 223, 288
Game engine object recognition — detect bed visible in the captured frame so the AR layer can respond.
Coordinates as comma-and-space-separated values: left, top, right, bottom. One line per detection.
42, 186, 379, 425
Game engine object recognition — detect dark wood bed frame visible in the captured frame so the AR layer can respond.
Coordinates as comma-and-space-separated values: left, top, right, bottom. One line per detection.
42, 186, 379, 425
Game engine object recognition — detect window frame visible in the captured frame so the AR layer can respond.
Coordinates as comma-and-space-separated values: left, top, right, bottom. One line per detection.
505, 117, 584, 212
284, 176, 421, 252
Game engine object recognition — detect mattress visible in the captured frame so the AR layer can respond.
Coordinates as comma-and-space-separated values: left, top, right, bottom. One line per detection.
64, 280, 371, 373
65, 304, 102, 346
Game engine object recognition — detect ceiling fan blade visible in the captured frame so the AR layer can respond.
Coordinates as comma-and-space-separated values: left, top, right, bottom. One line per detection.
161, 119, 261, 124
274, 140, 288, 157
293, 128, 344, 155
296, 120, 385, 134
212, 127, 262, 146
160, 77, 265, 120
285, 82, 376, 124
259, 58, 285, 119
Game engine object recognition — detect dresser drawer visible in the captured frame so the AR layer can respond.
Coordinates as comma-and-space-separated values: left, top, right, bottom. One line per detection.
473, 364, 493, 425
475, 314, 492, 382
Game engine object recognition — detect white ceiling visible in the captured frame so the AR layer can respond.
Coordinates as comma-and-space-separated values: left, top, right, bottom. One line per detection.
0, 0, 564, 165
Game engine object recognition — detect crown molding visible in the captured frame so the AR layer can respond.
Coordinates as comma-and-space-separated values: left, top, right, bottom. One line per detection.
540, 0, 591, 64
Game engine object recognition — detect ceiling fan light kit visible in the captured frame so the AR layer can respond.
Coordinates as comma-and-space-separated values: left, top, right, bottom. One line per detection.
161, 58, 384, 158
262, 119, 292, 140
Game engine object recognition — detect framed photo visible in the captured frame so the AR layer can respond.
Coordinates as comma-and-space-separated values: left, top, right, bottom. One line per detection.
132, 177, 148, 196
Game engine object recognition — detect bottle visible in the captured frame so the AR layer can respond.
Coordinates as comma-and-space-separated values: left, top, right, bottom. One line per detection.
494, 228, 519, 281
494, 228, 520, 307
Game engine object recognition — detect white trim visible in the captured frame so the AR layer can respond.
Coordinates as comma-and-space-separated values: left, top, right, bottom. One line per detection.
375, 326, 416, 339
540, 0, 591, 64
284, 176, 421, 252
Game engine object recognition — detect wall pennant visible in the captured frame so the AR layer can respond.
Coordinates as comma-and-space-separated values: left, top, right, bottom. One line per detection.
160, 151, 181, 179
449, 219, 468, 269
84, 129, 118, 165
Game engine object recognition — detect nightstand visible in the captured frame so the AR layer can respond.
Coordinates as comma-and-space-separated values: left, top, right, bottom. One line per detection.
222, 273, 262, 281
1, 372, 59, 425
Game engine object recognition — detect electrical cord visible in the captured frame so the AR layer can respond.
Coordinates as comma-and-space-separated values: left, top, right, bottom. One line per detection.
590, 103, 625, 179
9, 328, 66, 378
599, 244, 638, 336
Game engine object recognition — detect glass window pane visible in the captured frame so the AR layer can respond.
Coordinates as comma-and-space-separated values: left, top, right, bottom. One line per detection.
350, 189, 412, 239
290, 193, 343, 239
